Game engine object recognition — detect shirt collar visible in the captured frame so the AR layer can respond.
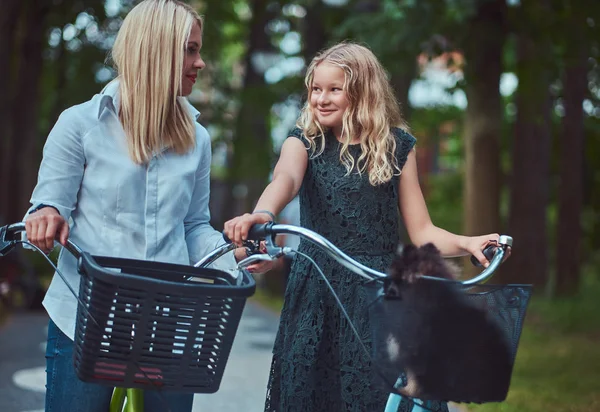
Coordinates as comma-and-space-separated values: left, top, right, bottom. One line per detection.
97, 79, 201, 121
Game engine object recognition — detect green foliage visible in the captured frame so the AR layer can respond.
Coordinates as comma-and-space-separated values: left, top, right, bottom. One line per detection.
469, 269, 600, 412
426, 172, 464, 235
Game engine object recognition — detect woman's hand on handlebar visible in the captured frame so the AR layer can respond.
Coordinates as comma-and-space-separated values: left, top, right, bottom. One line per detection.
25, 207, 69, 254
224, 212, 272, 245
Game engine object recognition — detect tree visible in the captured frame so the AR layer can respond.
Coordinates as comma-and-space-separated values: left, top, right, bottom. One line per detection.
461, 0, 507, 244
6, 1, 51, 223
504, 0, 555, 288
0, 0, 23, 223
227, 0, 279, 216
555, 1, 590, 296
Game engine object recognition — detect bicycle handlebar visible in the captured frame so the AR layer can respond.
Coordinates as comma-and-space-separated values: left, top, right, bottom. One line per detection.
2, 221, 512, 285
0, 223, 236, 270
2, 222, 84, 259
234, 222, 513, 286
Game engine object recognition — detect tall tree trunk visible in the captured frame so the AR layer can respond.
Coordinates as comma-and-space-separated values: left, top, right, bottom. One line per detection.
504, 0, 553, 287
0, 0, 23, 222
225, 0, 276, 220
10, 2, 51, 222
462, 0, 506, 243
391, 67, 416, 124
303, 0, 327, 63
555, 5, 587, 296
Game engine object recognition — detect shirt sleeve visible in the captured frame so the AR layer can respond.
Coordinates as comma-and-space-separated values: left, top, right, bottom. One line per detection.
26, 106, 87, 220
184, 125, 238, 275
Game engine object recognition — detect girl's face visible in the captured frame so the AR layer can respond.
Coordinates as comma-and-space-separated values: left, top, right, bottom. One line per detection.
181, 20, 205, 96
310, 62, 349, 137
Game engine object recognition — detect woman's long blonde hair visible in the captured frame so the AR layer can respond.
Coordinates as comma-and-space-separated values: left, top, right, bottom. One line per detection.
111, 0, 201, 164
297, 42, 409, 185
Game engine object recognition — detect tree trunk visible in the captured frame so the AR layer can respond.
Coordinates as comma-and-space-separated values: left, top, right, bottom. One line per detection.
10, 2, 51, 222
504, 0, 553, 287
462, 0, 506, 240
391, 66, 416, 124
303, 1, 327, 63
0, 0, 23, 222
225, 0, 276, 221
555, 6, 587, 296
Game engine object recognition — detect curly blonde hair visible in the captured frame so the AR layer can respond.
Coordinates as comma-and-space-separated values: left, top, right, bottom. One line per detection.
297, 42, 410, 185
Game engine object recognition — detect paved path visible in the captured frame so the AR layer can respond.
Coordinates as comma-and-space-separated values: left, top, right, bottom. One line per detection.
0, 304, 279, 412
193, 302, 279, 411
0, 311, 47, 412
0, 306, 465, 412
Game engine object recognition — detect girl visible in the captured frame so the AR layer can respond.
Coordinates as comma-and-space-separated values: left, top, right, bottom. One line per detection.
224, 42, 501, 411
24, 1, 256, 410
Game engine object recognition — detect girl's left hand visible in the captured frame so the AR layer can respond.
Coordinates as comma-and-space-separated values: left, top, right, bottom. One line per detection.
461, 234, 511, 268
246, 260, 277, 275
233, 244, 277, 275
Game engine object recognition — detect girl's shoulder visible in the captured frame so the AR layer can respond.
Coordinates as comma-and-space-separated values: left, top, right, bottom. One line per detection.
288, 126, 307, 142
391, 127, 416, 148
391, 127, 416, 170
287, 126, 313, 150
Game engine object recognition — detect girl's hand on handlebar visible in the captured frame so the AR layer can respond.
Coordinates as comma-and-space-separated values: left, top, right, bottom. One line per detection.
224, 212, 272, 245
25, 207, 69, 254
461, 233, 511, 268
233, 242, 276, 275
246, 260, 277, 275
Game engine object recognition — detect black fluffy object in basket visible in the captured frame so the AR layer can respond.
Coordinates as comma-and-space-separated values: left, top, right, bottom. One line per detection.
363, 278, 532, 404
73, 253, 255, 393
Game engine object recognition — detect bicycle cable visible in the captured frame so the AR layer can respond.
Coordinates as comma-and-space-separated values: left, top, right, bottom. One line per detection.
296, 251, 439, 412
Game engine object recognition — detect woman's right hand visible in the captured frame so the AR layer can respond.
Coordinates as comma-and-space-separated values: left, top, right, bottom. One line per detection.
224, 212, 273, 246
25, 207, 69, 254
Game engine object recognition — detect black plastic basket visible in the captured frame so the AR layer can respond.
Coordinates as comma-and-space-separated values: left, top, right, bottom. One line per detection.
73, 252, 255, 393
363, 278, 532, 404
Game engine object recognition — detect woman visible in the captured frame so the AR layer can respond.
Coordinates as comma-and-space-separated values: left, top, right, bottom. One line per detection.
24, 1, 252, 410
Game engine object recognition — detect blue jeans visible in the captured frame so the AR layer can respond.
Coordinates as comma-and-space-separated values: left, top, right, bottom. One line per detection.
45, 319, 194, 412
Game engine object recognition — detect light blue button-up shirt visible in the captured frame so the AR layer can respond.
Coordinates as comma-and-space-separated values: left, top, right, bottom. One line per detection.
27, 80, 236, 340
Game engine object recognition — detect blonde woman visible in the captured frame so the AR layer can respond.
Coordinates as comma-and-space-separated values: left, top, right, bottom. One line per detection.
224, 42, 502, 411
24, 1, 251, 410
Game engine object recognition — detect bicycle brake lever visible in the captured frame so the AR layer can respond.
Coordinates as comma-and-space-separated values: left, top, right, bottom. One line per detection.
0, 226, 17, 257
237, 246, 294, 269
237, 254, 275, 269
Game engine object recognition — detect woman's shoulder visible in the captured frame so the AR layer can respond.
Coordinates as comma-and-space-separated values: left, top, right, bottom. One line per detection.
193, 121, 210, 141
52, 96, 105, 138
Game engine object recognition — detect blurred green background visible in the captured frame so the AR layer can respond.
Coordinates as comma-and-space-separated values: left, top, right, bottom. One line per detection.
0, 1, 599, 411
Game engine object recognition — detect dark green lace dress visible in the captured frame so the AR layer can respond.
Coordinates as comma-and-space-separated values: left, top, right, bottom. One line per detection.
264, 127, 449, 412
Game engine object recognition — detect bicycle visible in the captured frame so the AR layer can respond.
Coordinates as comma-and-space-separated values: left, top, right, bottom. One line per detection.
0, 222, 255, 412
0, 221, 530, 412
223, 222, 531, 412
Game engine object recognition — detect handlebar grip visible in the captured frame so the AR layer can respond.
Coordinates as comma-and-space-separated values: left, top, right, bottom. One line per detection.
247, 222, 274, 240
470, 244, 497, 267
221, 222, 274, 244
222, 231, 232, 244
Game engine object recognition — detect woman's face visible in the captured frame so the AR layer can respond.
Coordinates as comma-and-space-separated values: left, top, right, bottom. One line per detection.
180, 20, 205, 96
